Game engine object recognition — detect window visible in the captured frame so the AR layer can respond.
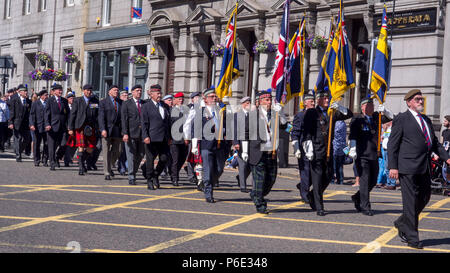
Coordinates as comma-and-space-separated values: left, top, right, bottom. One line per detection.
66, 0, 74, 7
38, 0, 47, 12
64, 49, 73, 90
103, 0, 111, 26
131, 0, 142, 22
24, 0, 31, 15
4, 0, 11, 18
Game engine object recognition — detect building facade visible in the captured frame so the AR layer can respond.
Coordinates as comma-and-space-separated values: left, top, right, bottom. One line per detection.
1, 0, 449, 128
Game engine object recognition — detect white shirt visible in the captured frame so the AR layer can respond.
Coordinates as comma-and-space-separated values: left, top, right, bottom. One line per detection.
408, 108, 431, 140
152, 99, 165, 119
40, 99, 46, 107
260, 107, 273, 151
0, 100, 9, 122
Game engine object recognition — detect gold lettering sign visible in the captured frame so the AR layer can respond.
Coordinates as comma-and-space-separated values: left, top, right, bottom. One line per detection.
374, 8, 436, 33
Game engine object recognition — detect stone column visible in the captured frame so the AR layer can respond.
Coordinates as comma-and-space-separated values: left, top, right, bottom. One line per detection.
440, 0, 450, 122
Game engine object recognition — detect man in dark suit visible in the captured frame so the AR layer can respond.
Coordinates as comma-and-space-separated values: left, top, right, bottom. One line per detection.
302, 89, 353, 216
8, 85, 32, 162
141, 84, 171, 190
67, 84, 100, 175
121, 85, 145, 185
99, 85, 123, 181
233, 96, 252, 193
348, 97, 393, 216
388, 89, 450, 249
290, 93, 316, 203
246, 90, 287, 214
64, 92, 76, 167
45, 84, 70, 170
29, 90, 49, 166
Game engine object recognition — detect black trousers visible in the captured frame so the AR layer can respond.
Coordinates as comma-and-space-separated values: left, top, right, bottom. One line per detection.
0, 122, 8, 150
144, 141, 169, 179
395, 173, 431, 244
352, 158, 379, 211
169, 143, 188, 181
34, 131, 48, 164
13, 128, 31, 159
47, 130, 64, 166
309, 158, 333, 211
297, 157, 311, 202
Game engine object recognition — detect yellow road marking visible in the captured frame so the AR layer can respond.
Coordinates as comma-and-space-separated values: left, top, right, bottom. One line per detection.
357, 198, 450, 253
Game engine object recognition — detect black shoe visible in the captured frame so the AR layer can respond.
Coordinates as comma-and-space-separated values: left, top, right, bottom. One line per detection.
153, 177, 160, 189
109, 171, 115, 177
43, 162, 49, 167
362, 210, 374, 216
128, 179, 136, 185
172, 180, 179, 187
50, 165, 56, 171
394, 222, 408, 243
257, 207, 269, 214
105, 175, 111, 181
147, 179, 155, 190
240, 189, 250, 193
351, 195, 362, 212
34, 162, 40, 167
206, 198, 215, 203
78, 170, 85, 175
317, 210, 325, 216
407, 241, 423, 249
16, 158, 22, 162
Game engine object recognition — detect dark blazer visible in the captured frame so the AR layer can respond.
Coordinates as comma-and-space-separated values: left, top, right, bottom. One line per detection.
8, 96, 32, 130
44, 96, 70, 133
29, 100, 47, 133
121, 98, 145, 139
290, 110, 307, 155
388, 110, 449, 174
99, 96, 122, 137
191, 106, 227, 151
349, 112, 392, 161
141, 99, 171, 142
303, 106, 353, 161
68, 96, 100, 130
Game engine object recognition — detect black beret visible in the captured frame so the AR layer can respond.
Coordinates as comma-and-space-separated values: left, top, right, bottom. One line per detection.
17, 84, 27, 91
131, 84, 142, 91
82, 84, 93, 90
404, 89, 422, 101
7, 89, 14, 94
150, 84, 162, 90
109, 85, 119, 90
38, 90, 48, 96
51, 84, 63, 90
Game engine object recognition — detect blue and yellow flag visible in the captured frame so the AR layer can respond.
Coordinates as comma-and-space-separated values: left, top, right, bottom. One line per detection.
285, 16, 306, 104
216, 4, 240, 100
370, 5, 390, 103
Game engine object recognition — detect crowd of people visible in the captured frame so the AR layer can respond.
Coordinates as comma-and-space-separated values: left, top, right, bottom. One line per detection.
0, 84, 449, 249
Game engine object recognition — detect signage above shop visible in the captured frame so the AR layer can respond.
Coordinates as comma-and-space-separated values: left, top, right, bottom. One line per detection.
373, 7, 437, 34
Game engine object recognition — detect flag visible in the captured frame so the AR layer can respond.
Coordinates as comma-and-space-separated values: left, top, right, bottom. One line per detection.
370, 5, 390, 103
314, 18, 335, 94
285, 16, 306, 104
216, 4, 240, 100
325, 0, 355, 115
131, 7, 142, 19
272, 0, 290, 104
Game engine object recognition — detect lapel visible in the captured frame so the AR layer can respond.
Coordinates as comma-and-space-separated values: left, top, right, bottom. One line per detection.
406, 109, 426, 140
150, 100, 163, 121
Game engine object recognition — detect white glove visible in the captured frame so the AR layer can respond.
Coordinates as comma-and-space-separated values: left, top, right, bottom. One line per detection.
330, 102, 348, 115
302, 140, 314, 161
377, 104, 385, 113
292, 140, 302, 159
349, 147, 357, 159
191, 138, 199, 155
222, 96, 230, 105
273, 103, 282, 112
242, 141, 249, 162
378, 104, 394, 120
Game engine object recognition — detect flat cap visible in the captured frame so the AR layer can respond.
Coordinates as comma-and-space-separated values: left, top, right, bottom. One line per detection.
82, 84, 93, 90
240, 96, 251, 104
190, 92, 200, 99
404, 89, 422, 101
51, 84, 63, 90
202, 88, 215, 97
150, 84, 162, 90
162, 94, 173, 101
174, 92, 184, 98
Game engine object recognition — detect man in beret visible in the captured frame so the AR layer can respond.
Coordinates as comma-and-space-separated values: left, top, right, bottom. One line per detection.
388, 89, 450, 249
162, 94, 174, 108
302, 89, 353, 216
348, 97, 394, 216
99, 85, 123, 180
67, 84, 100, 175
8, 85, 32, 162
117, 90, 129, 175
291, 92, 316, 203
63, 92, 76, 167
233, 96, 252, 193
29, 90, 49, 167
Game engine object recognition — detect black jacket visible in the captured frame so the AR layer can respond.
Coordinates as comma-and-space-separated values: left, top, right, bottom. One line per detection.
29, 100, 47, 133
68, 96, 100, 130
191, 106, 227, 151
99, 96, 122, 138
45, 96, 70, 133
8, 96, 32, 130
388, 110, 449, 174
121, 98, 145, 139
290, 110, 307, 156
141, 99, 171, 142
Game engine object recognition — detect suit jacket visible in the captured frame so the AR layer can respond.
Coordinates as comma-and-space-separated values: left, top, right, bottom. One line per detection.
191, 106, 227, 151
8, 96, 32, 130
387, 110, 449, 174
290, 110, 307, 156
68, 96, 100, 130
29, 100, 47, 133
349, 112, 392, 161
44, 96, 70, 133
121, 98, 145, 139
99, 96, 122, 138
141, 99, 171, 142
303, 106, 353, 161
247, 108, 287, 165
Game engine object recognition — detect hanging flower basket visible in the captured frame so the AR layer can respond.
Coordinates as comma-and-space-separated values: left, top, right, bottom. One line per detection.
64, 52, 78, 63
210, 44, 225, 57
28, 69, 43, 81
252, 40, 276, 54
41, 68, 56, 81
128, 53, 148, 65
54, 69, 68, 81
35, 51, 52, 64
307, 35, 327, 49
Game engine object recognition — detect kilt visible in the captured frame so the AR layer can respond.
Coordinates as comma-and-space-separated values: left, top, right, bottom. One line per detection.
67, 127, 96, 149
186, 143, 202, 164
249, 152, 277, 210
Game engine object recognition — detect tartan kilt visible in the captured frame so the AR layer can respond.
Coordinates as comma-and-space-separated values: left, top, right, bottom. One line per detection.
67, 127, 96, 148
187, 144, 202, 164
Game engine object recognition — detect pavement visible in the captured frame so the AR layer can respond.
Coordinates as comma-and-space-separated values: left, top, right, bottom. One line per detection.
0, 148, 449, 255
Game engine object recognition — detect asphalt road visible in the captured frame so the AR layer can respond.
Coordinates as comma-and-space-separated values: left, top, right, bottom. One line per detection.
0, 149, 449, 254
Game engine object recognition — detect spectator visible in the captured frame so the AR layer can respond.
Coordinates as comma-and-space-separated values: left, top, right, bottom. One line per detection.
0, 96, 9, 152
352, 162, 361, 187
332, 120, 347, 184
377, 121, 396, 190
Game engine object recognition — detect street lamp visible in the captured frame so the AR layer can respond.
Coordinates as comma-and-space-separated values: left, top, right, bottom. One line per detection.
0, 56, 14, 96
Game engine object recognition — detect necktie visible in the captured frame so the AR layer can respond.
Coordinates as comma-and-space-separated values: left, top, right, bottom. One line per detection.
57, 97, 61, 110
114, 99, 117, 112
22, 98, 26, 105
137, 100, 141, 114
417, 114, 431, 149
